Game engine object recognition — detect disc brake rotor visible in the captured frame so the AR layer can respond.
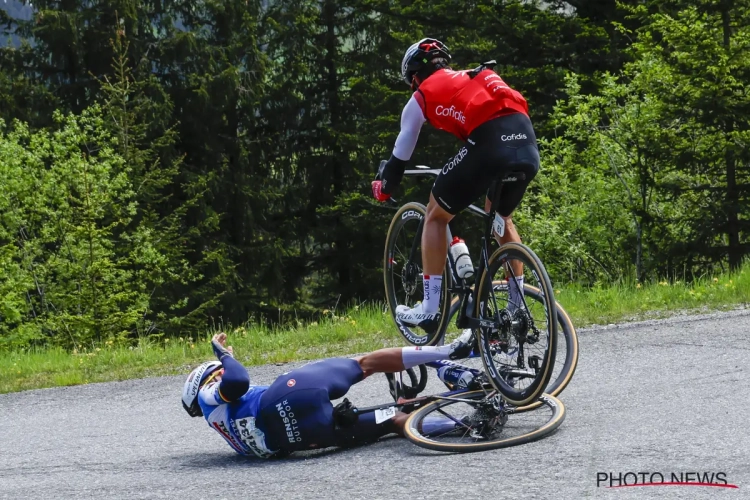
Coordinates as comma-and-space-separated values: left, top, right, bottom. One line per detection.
401, 261, 420, 297
509, 308, 532, 342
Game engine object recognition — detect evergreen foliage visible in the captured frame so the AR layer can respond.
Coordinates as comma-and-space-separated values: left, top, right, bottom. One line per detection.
0, 0, 748, 348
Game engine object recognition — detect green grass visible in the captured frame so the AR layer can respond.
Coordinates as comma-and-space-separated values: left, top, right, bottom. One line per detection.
556, 264, 750, 326
1, 305, 403, 394
2, 264, 750, 395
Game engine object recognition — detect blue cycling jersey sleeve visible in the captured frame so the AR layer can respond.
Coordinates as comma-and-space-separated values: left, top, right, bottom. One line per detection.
197, 355, 250, 406
217, 355, 250, 403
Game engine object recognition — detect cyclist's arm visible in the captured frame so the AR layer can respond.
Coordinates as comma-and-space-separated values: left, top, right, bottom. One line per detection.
200, 337, 251, 406
200, 355, 250, 406
392, 94, 426, 161
380, 95, 426, 195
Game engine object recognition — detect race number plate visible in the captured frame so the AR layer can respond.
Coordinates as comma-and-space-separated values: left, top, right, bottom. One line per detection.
374, 406, 397, 424
493, 213, 506, 237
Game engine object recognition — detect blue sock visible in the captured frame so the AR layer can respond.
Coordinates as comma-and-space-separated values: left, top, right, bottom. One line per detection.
421, 416, 459, 436
509, 276, 524, 309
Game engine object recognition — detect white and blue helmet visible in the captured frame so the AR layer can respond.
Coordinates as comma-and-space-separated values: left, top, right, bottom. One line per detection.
182, 360, 222, 417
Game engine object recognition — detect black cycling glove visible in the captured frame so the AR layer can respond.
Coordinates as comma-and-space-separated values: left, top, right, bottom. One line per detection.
376, 154, 408, 195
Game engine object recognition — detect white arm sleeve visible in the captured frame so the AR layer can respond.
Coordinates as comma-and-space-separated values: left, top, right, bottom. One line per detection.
392, 95, 426, 161
198, 381, 222, 406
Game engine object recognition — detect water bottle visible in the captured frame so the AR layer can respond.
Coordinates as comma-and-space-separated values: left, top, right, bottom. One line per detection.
450, 236, 474, 279
437, 365, 475, 389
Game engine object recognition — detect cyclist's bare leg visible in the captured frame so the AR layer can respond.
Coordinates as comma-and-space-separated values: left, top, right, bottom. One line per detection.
352, 350, 463, 437
350, 353, 441, 437
422, 193, 455, 275
485, 196, 522, 278
353, 349, 405, 378
354, 339, 466, 378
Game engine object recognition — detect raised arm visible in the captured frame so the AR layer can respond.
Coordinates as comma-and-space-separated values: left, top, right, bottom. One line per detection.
202, 333, 250, 404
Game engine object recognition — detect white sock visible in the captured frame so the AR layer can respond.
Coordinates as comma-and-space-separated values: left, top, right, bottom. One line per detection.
509, 276, 524, 308
401, 344, 455, 369
422, 275, 443, 314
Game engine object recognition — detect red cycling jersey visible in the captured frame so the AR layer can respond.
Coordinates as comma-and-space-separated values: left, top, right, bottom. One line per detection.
414, 68, 529, 141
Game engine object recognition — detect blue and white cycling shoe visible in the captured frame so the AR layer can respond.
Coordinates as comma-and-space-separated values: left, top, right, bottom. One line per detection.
447, 329, 475, 360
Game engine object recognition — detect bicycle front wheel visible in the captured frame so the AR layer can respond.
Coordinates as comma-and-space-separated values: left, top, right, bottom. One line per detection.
383, 202, 451, 346
403, 390, 565, 453
475, 243, 558, 407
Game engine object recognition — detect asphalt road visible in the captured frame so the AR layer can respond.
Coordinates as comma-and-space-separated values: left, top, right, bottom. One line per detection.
1, 310, 748, 500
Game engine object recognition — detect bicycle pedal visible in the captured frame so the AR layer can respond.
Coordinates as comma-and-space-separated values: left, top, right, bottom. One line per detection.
528, 355, 541, 372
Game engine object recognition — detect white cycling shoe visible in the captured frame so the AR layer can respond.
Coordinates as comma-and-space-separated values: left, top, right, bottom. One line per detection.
395, 303, 440, 334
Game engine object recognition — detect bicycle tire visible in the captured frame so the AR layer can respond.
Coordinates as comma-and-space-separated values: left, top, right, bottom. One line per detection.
475, 243, 558, 407
383, 202, 451, 346
446, 282, 578, 404
403, 390, 565, 453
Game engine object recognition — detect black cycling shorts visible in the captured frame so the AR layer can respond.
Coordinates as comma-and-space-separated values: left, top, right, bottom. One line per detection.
257, 358, 394, 453
432, 112, 539, 217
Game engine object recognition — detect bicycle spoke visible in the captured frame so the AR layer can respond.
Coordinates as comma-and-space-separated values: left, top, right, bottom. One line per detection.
405, 390, 566, 453
445, 281, 578, 401
395, 247, 409, 268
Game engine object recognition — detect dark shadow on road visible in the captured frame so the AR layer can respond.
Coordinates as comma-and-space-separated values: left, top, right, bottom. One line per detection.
172, 435, 415, 468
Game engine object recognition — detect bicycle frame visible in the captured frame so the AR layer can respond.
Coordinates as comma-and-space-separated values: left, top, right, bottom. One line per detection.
400, 167, 486, 291
355, 359, 498, 418
383, 165, 560, 407
399, 166, 528, 333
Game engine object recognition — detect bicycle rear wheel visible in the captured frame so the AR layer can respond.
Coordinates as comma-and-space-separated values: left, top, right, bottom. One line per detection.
403, 390, 565, 453
445, 282, 578, 404
475, 243, 557, 407
383, 202, 451, 346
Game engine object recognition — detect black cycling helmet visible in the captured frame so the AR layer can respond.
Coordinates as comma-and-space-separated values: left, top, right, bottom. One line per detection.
401, 38, 451, 89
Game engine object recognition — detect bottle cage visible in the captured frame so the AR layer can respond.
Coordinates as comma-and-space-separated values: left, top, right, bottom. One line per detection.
467, 59, 497, 79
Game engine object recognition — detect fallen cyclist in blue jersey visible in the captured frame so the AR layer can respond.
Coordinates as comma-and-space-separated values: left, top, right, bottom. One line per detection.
182, 331, 474, 458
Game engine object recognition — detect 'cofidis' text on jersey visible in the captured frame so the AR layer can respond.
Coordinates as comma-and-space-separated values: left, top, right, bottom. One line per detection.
415, 68, 529, 140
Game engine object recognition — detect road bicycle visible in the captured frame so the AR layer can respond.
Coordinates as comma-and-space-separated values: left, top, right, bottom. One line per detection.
337, 360, 566, 453
383, 166, 572, 407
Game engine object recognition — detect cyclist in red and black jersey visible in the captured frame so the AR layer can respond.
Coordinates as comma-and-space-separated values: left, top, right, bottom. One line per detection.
372, 38, 539, 333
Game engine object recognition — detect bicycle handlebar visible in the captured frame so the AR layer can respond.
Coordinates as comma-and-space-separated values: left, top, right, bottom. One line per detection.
404, 166, 441, 177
